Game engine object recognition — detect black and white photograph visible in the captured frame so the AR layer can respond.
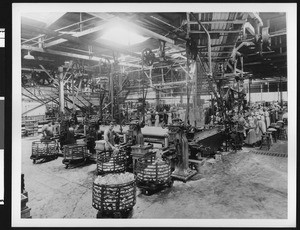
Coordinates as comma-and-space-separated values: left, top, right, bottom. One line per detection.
12, 3, 297, 228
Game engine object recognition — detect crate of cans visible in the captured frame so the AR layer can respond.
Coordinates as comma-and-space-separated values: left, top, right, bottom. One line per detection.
92, 172, 136, 217
30, 140, 58, 163
96, 150, 127, 175
136, 154, 172, 184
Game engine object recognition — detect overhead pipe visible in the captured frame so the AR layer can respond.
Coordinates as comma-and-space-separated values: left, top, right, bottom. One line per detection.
190, 12, 212, 76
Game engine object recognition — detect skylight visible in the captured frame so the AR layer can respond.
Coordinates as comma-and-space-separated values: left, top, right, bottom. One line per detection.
100, 26, 149, 46
22, 12, 66, 27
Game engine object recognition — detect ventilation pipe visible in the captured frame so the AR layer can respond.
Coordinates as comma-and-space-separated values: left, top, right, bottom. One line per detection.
190, 12, 212, 77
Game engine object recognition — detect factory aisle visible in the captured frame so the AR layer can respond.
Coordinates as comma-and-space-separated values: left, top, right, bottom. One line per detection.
22, 138, 287, 219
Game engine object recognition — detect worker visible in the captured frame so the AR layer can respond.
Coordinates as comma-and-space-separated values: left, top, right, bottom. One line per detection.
244, 114, 257, 147
167, 110, 173, 125
269, 108, 276, 124
103, 122, 117, 151
86, 124, 97, 154
264, 108, 270, 128
236, 113, 246, 150
52, 121, 60, 136
282, 108, 288, 125
146, 111, 152, 126
155, 112, 160, 127
70, 111, 78, 125
66, 127, 76, 145
41, 121, 54, 141
163, 109, 168, 125
215, 112, 222, 124
256, 115, 266, 145
59, 125, 76, 151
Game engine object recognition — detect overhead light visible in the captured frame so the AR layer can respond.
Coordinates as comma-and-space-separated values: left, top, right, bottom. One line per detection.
24, 51, 35, 60
100, 25, 149, 46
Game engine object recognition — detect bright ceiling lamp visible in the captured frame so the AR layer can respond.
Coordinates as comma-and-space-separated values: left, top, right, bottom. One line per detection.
101, 26, 148, 46
24, 50, 35, 60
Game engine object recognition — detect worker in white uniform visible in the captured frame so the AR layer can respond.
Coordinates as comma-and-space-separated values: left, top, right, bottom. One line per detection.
146, 111, 152, 126
155, 112, 160, 127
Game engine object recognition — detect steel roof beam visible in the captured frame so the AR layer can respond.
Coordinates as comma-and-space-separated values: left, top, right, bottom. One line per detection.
22, 23, 140, 58
198, 44, 235, 48
186, 20, 246, 25
248, 12, 264, 27
189, 30, 241, 34
44, 19, 118, 48
243, 22, 255, 36
200, 51, 233, 54
21, 45, 144, 69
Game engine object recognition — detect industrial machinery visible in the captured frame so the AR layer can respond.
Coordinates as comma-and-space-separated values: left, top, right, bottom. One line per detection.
126, 119, 153, 172
21, 174, 31, 218
188, 126, 226, 159
167, 118, 197, 182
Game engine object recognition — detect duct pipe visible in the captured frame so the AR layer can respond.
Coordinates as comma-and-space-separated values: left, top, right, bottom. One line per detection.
190, 12, 212, 76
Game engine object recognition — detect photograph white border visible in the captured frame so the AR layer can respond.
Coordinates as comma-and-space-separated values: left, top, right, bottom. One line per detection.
12, 3, 297, 227
0, 97, 4, 204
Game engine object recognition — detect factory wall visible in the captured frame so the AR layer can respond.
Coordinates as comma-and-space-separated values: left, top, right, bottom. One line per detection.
248, 92, 288, 103
22, 100, 46, 116
21, 91, 287, 117
128, 91, 287, 107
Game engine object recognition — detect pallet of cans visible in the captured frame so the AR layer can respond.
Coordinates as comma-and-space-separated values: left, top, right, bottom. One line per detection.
62, 144, 89, 168
30, 140, 58, 164
92, 172, 136, 218
96, 150, 127, 175
136, 153, 173, 195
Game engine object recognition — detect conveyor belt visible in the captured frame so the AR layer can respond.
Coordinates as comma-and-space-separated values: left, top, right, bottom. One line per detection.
193, 127, 221, 142
99, 125, 169, 138
249, 149, 287, 158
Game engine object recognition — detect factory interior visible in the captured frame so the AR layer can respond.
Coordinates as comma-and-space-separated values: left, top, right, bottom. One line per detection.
17, 9, 292, 224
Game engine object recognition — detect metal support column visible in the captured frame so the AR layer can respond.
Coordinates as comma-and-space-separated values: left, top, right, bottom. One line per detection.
58, 67, 65, 115
110, 67, 114, 122
161, 68, 164, 83
248, 79, 251, 105
277, 82, 280, 102
280, 76, 283, 107
193, 61, 198, 127
155, 87, 159, 107
185, 12, 191, 125
186, 70, 190, 125
79, 13, 83, 32
72, 74, 75, 110
260, 83, 263, 102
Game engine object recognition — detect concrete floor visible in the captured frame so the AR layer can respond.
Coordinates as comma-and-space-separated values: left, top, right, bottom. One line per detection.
21, 137, 288, 219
